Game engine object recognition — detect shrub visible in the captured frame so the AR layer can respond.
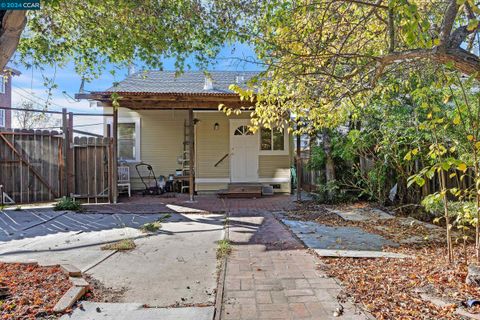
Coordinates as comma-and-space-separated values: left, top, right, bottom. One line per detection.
54, 197, 82, 211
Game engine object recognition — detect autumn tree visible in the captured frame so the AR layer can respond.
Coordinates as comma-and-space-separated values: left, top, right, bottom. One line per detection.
0, 1, 239, 76
224, 0, 480, 130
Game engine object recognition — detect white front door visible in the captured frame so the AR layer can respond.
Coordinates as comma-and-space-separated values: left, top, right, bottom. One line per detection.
230, 119, 259, 182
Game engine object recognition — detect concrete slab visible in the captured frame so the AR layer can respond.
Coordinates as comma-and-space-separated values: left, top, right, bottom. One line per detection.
325, 208, 369, 221
325, 207, 394, 222
314, 249, 411, 259
282, 219, 398, 251
60, 302, 214, 320
88, 214, 224, 306
0, 210, 224, 308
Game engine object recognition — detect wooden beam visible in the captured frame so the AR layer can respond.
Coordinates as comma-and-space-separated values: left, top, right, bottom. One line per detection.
106, 124, 113, 204
67, 112, 74, 196
296, 131, 302, 201
188, 109, 195, 202
113, 101, 253, 110
62, 108, 68, 197
112, 108, 118, 203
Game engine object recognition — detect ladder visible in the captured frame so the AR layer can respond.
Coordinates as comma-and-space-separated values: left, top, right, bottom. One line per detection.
181, 120, 192, 193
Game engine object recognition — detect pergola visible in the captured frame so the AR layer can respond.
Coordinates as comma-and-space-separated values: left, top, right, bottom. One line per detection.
75, 91, 251, 202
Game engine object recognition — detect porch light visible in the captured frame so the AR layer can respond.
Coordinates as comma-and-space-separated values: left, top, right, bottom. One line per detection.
214, 122, 220, 131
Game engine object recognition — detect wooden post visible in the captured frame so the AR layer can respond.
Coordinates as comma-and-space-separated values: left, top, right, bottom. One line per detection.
296, 131, 302, 202
67, 112, 74, 196
107, 124, 113, 204
188, 108, 195, 202
112, 108, 118, 203
62, 108, 68, 198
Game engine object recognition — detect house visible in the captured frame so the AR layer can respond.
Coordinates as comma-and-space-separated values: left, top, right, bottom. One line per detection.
0, 68, 20, 128
77, 71, 292, 197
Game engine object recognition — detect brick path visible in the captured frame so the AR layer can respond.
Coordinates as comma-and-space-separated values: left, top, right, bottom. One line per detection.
222, 210, 368, 320
85, 194, 296, 214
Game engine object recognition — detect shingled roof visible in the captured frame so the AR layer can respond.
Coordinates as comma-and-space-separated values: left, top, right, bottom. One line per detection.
102, 70, 259, 95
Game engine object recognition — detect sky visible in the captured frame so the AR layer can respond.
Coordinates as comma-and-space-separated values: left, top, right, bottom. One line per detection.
9, 43, 262, 133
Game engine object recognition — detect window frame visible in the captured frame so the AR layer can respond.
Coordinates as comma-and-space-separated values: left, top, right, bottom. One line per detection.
0, 109, 4, 127
0, 77, 5, 94
259, 127, 289, 155
107, 117, 141, 163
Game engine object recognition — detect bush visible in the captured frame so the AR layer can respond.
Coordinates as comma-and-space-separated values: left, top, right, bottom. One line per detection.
54, 197, 82, 211
314, 180, 355, 204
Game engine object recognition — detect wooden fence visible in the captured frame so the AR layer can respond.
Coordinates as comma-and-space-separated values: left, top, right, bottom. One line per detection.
0, 128, 114, 204
73, 136, 112, 202
0, 129, 63, 203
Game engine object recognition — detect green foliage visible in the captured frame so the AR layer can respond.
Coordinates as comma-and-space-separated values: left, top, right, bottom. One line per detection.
314, 180, 354, 204
15, 1, 242, 80
216, 239, 232, 259
140, 220, 162, 233
54, 197, 81, 211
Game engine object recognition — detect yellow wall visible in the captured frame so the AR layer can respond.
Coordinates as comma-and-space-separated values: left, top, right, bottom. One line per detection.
111, 108, 292, 193
195, 112, 230, 179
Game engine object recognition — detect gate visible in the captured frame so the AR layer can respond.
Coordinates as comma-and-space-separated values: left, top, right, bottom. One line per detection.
0, 129, 63, 203
72, 136, 113, 202
0, 128, 114, 204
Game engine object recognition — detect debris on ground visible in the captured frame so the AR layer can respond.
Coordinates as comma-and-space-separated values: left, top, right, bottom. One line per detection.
0, 263, 70, 319
140, 219, 163, 233
82, 275, 126, 303
100, 239, 136, 251
286, 202, 480, 319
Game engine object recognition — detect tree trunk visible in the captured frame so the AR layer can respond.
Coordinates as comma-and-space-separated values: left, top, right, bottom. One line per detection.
322, 130, 336, 183
0, 10, 27, 71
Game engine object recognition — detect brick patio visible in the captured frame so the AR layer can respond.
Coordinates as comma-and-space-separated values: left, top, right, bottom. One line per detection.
84, 194, 297, 214
222, 211, 368, 320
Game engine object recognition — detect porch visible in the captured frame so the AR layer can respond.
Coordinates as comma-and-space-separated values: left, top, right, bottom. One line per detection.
84, 193, 297, 214
77, 71, 294, 203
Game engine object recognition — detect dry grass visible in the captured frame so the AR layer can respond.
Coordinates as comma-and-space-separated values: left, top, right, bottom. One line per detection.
101, 239, 136, 251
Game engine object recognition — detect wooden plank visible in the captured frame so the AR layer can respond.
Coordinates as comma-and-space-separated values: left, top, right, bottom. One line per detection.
106, 132, 113, 203
188, 109, 195, 202
296, 131, 302, 201
112, 109, 118, 203
67, 113, 74, 196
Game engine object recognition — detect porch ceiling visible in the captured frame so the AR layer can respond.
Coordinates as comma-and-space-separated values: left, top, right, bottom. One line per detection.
75, 92, 254, 110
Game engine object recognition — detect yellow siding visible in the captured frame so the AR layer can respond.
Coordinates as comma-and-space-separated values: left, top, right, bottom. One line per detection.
196, 183, 228, 193
119, 110, 187, 190
111, 108, 292, 192
195, 112, 230, 179
258, 155, 291, 179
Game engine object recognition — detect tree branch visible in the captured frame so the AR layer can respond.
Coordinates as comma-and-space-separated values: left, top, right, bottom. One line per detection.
0, 10, 27, 71
376, 47, 480, 80
440, 0, 459, 45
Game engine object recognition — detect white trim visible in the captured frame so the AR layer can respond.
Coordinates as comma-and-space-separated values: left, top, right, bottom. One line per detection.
258, 127, 290, 156
195, 178, 231, 183
0, 77, 5, 94
195, 177, 290, 184
107, 116, 141, 162
0, 109, 5, 127
258, 177, 291, 183
229, 119, 259, 182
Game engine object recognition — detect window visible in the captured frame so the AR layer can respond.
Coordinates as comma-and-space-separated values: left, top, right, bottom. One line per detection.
260, 128, 285, 151
0, 109, 4, 127
118, 123, 136, 161
0, 77, 5, 94
234, 125, 253, 135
